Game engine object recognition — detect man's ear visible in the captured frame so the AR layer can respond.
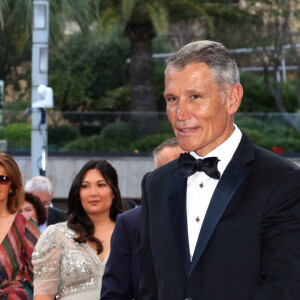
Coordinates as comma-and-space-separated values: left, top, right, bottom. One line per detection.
226, 83, 243, 115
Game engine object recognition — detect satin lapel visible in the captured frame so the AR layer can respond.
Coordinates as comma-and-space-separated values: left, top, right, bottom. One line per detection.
168, 165, 191, 275
188, 156, 251, 276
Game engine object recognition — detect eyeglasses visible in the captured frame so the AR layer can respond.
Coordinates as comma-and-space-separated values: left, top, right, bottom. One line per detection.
0, 175, 10, 185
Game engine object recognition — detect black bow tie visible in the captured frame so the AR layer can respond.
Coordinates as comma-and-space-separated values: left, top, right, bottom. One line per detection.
178, 152, 220, 179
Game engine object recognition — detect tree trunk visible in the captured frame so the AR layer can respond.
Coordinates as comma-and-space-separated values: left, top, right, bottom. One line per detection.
125, 21, 158, 138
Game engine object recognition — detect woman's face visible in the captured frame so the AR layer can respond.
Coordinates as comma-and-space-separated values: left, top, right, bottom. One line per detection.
80, 169, 114, 218
20, 201, 38, 224
0, 165, 12, 207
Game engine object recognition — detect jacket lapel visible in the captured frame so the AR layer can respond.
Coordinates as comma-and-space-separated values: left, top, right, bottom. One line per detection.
168, 163, 191, 275
188, 134, 254, 276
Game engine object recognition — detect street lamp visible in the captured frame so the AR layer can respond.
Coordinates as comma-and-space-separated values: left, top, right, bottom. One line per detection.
31, 0, 50, 177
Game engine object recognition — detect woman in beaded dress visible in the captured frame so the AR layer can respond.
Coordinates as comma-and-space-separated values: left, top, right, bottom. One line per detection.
32, 160, 126, 300
0, 152, 40, 299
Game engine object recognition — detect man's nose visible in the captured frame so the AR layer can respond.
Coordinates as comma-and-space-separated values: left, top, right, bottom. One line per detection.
176, 100, 190, 120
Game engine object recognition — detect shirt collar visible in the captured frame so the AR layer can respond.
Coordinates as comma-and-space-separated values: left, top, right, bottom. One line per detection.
190, 124, 242, 177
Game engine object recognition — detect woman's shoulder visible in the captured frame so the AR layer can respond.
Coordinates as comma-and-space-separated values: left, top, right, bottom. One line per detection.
39, 221, 76, 243
14, 211, 27, 225
14, 212, 37, 231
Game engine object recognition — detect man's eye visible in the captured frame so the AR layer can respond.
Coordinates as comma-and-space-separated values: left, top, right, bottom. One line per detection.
192, 95, 200, 99
167, 96, 178, 102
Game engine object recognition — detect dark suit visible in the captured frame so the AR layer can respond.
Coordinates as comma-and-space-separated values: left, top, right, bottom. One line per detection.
47, 206, 66, 226
101, 207, 141, 300
140, 134, 300, 300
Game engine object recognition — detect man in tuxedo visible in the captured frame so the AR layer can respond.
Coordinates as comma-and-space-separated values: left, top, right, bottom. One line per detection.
101, 138, 184, 300
25, 176, 66, 232
140, 40, 300, 300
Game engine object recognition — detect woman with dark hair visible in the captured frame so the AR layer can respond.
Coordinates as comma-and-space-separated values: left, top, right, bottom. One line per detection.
32, 160, 126, 299
20, 192, 47, 226
0, 152, 40, 299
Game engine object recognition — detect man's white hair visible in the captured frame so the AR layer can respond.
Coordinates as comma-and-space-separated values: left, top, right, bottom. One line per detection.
24, 176, 53, 195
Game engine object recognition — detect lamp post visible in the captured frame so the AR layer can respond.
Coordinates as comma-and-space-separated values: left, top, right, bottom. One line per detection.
31, 0, 49, 177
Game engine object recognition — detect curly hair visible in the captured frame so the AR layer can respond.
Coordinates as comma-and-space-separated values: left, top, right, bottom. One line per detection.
24, 192, 47, 225
67, 160, 126, 254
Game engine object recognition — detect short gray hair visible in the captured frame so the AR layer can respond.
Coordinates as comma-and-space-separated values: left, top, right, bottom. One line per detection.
24, 176, 53, 195
152, 138, 179, 167
166, 40, 240, 94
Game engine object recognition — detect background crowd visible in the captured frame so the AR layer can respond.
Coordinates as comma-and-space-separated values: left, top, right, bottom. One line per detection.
0, 136, 178, 299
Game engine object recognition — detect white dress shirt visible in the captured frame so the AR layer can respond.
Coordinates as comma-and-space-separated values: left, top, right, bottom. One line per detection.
186, 125, 242, 259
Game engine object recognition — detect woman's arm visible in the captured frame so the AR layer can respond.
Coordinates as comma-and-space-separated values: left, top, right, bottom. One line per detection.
32, 225, 61, 297
34, 294, 56, 300
24, 217, 40, 281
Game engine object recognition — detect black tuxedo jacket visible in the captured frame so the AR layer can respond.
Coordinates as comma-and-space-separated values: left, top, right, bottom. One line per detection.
101, 206, 141, 300
48, 206, 66, 226
140, 134, 300, 300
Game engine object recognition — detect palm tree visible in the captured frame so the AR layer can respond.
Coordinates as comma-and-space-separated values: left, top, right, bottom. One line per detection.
0, 0, 99, 93
99, 0, 212, 138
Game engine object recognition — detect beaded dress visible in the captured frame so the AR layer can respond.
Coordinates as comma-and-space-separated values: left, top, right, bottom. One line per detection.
32, 222, 108, 299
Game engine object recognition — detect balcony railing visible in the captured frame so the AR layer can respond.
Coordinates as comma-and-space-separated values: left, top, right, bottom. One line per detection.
0, 110, 300, 155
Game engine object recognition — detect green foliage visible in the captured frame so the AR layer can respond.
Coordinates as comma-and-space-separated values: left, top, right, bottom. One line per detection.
281, 80, 298, 112
62, 135, 104, 152
152, 35, 173, 53
62, 120, 175, 152
154, 62, 167, 111
101, 122, 134, 151
205, 4, 259, 49
2, 98, 30, 111
130, 133, 174, 152
62, 121, 134, 152
1, 123, 31, 150
49, 68, 93, 111
153, 35, 174, 112
235, 115, 300, 153
99, 86, 131, 111
240, 72, 299, 113
0, 0, 98, 95
49, 35, 130, 111
1, 98, 30, 124
239, 72, 276, 112
48, 125, 81, 147
59, 111, 300, 153
158, 120, 173, 134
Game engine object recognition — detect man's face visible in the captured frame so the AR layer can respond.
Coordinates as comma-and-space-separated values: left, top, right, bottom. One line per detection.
164, 62, 240, 157
31, 190, 52, 214
156, 146, 185, 168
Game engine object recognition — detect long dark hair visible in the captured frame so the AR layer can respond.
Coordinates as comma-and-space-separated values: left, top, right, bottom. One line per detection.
67, 160, 125, 254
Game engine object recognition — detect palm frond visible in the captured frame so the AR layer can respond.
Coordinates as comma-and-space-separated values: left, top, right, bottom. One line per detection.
146, 3, 167, 35
11, 0, 32, 31
191, 3, 214, 33
0, 0, 8, 29
99, 7, 123, 41
122, 0, 139, 22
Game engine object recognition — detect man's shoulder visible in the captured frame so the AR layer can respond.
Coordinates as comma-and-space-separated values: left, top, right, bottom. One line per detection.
49, 206, 66, 215
118, 206, 141, 222
48, 206, 67, 224
145, 158, 179, 181
254, 144, 300, 172
239, 132, 299, 172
